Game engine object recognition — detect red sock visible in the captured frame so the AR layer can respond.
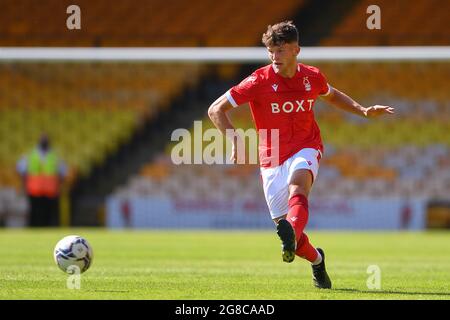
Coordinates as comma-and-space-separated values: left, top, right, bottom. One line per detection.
286, 194, 309, 243
295, 232, 319, 263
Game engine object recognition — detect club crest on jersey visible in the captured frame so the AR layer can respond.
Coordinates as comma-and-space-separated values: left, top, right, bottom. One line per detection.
271, 84, 278, 92
303, 77, 311, 91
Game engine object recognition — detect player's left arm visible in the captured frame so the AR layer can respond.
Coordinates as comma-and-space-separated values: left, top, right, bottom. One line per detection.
320, 86, 395, 118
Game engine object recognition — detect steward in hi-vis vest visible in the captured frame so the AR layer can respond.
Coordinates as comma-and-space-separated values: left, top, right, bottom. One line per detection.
17, 134, 67, 227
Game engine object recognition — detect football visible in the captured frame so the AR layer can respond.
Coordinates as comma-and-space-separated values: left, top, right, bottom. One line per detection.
54, 235, 93, 274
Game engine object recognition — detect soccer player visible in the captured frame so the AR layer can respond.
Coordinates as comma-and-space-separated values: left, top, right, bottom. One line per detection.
208, 21, 394, 289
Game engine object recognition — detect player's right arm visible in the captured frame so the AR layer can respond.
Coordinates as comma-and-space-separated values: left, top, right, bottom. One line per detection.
208, 94, 242, 163
209, 73, 259, 163
208, 94, 235, 136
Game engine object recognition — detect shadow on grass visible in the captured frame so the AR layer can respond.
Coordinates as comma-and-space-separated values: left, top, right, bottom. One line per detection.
334, 288, 450, 297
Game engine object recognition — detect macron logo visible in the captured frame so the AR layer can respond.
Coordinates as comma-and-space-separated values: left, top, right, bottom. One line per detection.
290, 217, 298, 222
272, 84, 278, 92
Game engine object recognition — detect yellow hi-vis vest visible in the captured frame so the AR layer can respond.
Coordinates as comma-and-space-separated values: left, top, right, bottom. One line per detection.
26, 149, 60, 197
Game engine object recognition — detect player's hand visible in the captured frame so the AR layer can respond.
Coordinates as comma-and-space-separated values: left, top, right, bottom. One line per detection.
364, 105, 395, 118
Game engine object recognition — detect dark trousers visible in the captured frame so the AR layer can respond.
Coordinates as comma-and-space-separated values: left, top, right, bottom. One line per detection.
28, 196, 59, 227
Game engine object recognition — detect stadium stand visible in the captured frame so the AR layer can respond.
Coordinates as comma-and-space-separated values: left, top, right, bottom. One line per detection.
0, 62, 206, 187
113, 61, 450, 204
0, 0, 304, 225
104, 1, 450, 223
1, 0, 448, 226
0, 0, 304, 47
321, 0, 450, 46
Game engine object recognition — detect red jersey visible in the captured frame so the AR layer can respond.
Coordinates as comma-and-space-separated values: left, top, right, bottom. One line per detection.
226, 63, 330, 168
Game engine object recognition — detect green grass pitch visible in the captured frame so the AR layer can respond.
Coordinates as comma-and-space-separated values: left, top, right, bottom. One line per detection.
0, 229, 449, 300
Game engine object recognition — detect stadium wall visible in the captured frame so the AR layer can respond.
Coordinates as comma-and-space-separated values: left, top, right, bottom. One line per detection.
106, 196, 427, 230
